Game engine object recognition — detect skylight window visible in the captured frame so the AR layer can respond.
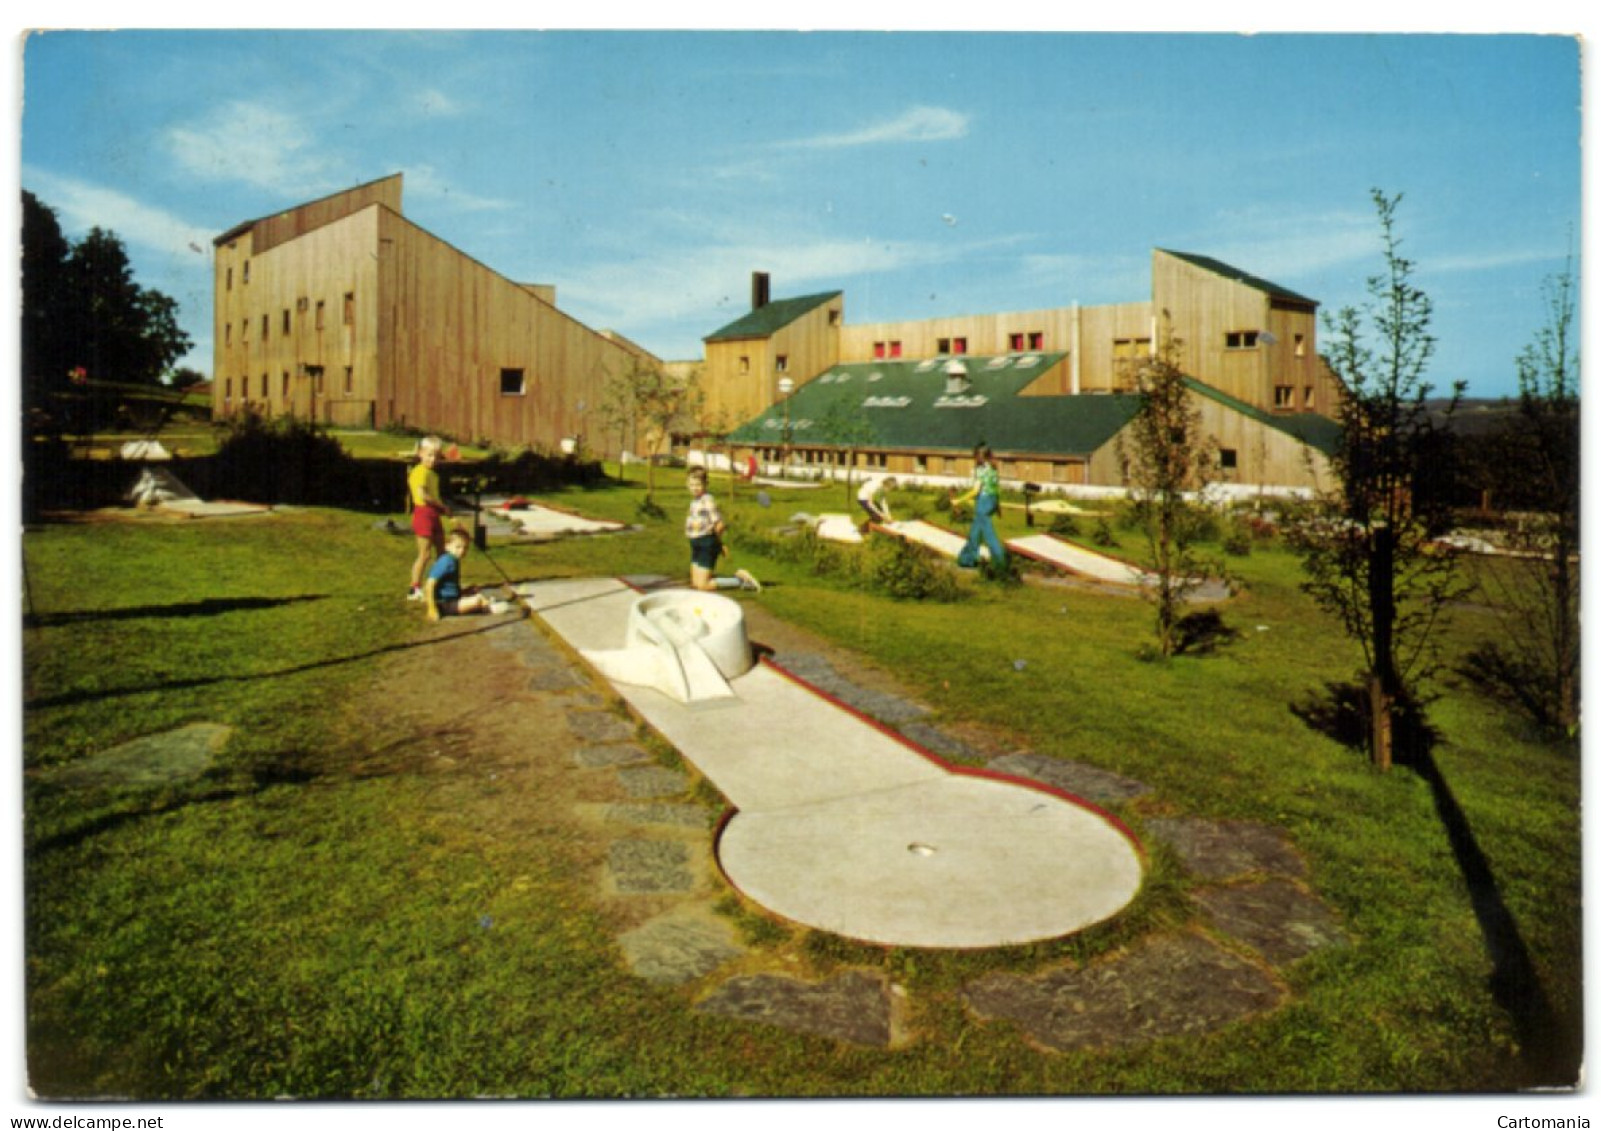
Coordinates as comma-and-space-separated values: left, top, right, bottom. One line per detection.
1016, 355, 1040, 368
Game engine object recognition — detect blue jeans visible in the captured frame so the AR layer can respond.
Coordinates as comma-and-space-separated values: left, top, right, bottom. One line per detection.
957, 494, 1006, 568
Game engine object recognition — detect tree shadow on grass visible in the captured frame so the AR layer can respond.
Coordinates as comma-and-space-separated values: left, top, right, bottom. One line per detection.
24, 615, 523, 713
1292, 681, 1581, 1086
27, 594, 329, 627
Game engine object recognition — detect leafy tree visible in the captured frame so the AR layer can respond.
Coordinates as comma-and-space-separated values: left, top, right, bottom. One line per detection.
1116, 317, 1218, 657
22, 191, 74, 391
21, 194, 193, 389
1292, 190, 1466, 769
1464, 263, 1580, 734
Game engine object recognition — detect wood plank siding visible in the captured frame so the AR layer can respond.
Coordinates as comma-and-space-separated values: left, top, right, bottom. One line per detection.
212, 174, 643, 453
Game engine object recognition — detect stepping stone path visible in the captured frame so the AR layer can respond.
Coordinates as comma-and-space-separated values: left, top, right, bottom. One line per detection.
964, 932, 1286, 1051
1190, 878, 1349, 967
988, 751, 1150, 804
619, 908, 745, 986
696, 970, 895, 1048
1144, 817, 1308, 880
490, 617, 1348, 1050
37, 722, 232, 790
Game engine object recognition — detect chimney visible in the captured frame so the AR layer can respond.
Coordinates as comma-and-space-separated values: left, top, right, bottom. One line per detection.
752, 271, 771, 310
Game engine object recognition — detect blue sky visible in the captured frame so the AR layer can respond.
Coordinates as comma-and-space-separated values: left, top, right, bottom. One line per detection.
16, 26, 1584, 399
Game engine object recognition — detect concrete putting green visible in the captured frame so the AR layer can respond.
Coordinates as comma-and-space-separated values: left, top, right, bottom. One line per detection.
526, 577, 1143, 949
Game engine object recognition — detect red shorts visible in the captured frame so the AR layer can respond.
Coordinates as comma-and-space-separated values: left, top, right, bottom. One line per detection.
411, 503, 444, 540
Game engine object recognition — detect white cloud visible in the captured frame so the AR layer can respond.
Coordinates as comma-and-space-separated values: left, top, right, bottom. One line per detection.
163, 100, 348, 197
776, 105, 971, 150
24, 167, 215, 256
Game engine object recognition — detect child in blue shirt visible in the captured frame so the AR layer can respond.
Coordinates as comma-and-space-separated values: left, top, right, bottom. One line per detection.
425, 528, 493, 621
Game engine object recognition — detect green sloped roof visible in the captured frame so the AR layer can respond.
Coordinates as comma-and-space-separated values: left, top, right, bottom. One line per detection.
727, 354, 1143, 456
1159, 249, 1318, 308
1181, 376, 1342, 455
704, 291, 843, 342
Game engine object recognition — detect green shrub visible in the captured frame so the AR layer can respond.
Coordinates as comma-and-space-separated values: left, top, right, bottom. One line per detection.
1048, 513, 1080, 537
209, 409, 361, 505
861, 533, 965, 601
1091, 516, 1117, 548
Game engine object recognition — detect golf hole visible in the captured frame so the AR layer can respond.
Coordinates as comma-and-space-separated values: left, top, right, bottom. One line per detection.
907, 842, 937, 857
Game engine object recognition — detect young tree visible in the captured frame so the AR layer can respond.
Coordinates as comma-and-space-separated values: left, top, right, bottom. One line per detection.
817, 399, 880, 504
1465, 263, 1580, 733
1294, 190, 1467, 769
1116, 318, 1217, 657
598, 358, 702, 512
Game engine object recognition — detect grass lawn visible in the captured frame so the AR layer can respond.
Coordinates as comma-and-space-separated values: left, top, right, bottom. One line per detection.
19, 466, 1582, 1098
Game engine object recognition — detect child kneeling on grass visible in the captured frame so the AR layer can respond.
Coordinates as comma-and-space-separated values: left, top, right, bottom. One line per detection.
425, 528, 493, 622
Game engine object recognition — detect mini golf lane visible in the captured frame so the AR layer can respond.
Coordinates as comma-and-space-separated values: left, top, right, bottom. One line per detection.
526, 577, 1144, 949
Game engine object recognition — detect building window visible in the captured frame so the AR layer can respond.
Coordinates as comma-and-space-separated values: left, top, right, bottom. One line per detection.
241, 375, 249, 399
873, 341, 886, 359
937, 338, 950, 355
262, 314, 270, 340
952, 337, 967, 355
1029, 331, 1044, 350
282, 309, 291, 335
242, 260, 250, 284
241, 317, 249, 342
344, 367, 354, 394
889, 341, 902, 358
1294, 333, 1306, 358
1009, 333, 1025, 352
225, 324, 232, 347
776, 355, 789, 373
261, 373, 268, 403
500, 368, 526, 396
344, 292, 355, 326
1226, 330, 1260, 350
224, 377, 232, 402
1220, 448, 1238, 470
738, 356, 750, 375
315, 300, 326, 330
829, 309, 841, 326
1113, 337, 1151, 362
1274, 385, 1294, 408
226, 267, 233, 291
282, 372, 290, 398
1304, 386, 1315, 408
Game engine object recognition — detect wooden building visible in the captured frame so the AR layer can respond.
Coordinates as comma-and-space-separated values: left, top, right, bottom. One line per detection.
706, 250, 1344, 491
211, 174, 649, 450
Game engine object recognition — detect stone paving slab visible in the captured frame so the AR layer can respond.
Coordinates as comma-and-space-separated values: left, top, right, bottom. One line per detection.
566, 710, 637, 744
1191, 879, 1348, 967
616, 765, 690, 799
38, 723, 232, 790
897, 721, 985, 763
963, 932, 1285, 1052
606, 802, 713, 829
618, 907, 745, 985
526, 665, 585, 693
607, 839, 696, 894
987, 752, 1151, 804
572, 743, 651, 770
696, 970, 893, 1047
1144, 817, 1307, 881
768, 653, 930, 726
